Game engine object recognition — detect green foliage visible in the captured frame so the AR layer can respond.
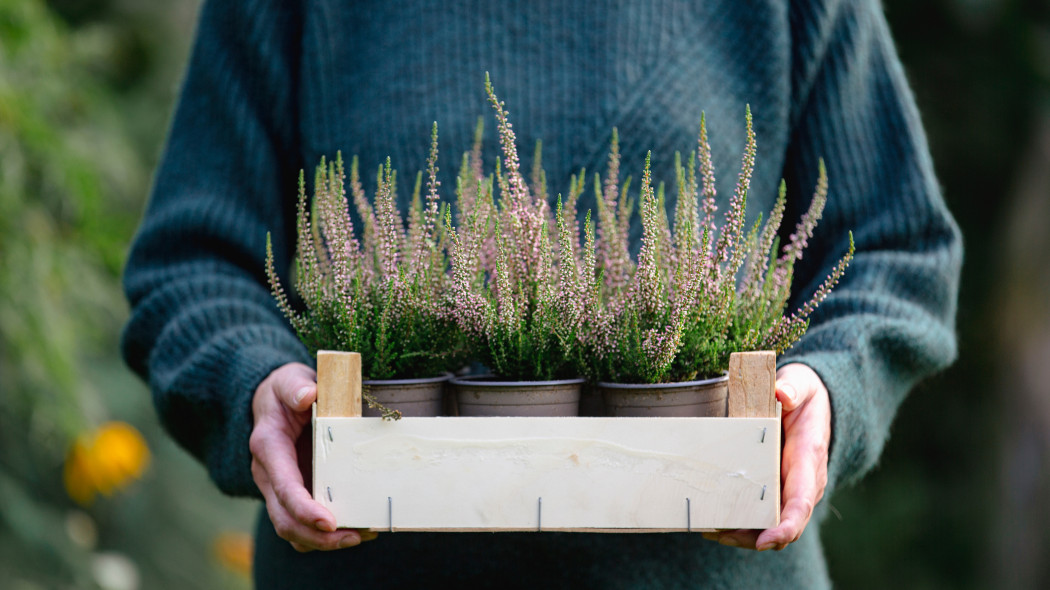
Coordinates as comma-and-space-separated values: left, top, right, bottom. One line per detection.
0, 1, 254, 588
268, 146, 467, 381
317, 84, 852, 385
478, 197, 593, 380
442, 77, 600, 381
589, 112, 854, 384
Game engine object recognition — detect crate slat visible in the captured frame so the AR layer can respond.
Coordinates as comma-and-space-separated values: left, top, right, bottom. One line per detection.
314, 415, 780, 531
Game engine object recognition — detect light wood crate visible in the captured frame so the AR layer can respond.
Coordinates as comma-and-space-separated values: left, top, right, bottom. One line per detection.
312, 351, 781, 532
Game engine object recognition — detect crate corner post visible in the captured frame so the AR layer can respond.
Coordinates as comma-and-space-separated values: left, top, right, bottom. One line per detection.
313, 350, 362, 523
727, 350, 781, 526
727, 350, 776, 418
315, 350, 362, 419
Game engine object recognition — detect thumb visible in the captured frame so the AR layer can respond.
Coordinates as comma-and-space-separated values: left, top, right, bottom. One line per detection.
272, 363, 318, 412
775, 363, 820, 412
776, 381, 801, 411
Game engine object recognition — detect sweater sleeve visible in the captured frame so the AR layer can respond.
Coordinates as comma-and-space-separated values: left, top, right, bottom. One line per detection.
121, 0, 309, 498
780, 0, 962, 492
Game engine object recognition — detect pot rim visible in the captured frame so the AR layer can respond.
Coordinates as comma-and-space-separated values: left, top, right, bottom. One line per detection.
362, 372, 452, 386
449, 375, 586, 388
596, 373, 728, 390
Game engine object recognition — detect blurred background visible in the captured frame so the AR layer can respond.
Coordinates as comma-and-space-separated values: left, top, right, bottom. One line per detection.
1, 0, 1047, 588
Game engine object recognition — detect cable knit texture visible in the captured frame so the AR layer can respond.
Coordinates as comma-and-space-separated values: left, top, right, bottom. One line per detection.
122, 0, 961, 586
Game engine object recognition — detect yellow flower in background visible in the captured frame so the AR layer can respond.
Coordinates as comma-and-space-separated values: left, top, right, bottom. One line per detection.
64, 421, 150, 505
213, 532, 253, 578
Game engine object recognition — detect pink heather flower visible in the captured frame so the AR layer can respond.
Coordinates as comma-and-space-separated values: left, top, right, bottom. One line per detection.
555, 197, 584, 329
316, 154, 361, 293
587, 107, 851, 383
373, 159, 402, 283
265, 232, 306, 335
656, 182, 677, 284
595, 129, 634, 291
779, 159, 829, 275
637, 152, 663, 315
535, 215, 555, 312
713, 105, 755, 276
697, 113, 718, 238
409, 123, 443, 277
642, 321, 684, 376
562, 171, 584, 245
492, 220, 520, 333
741, 180, 787, 298
578, 211, 599, 310
348, 156, 377, 285
673, 150, 700, 263
293, 170, 326, 313
486, 78, 525, 204
446, 209, 483, 325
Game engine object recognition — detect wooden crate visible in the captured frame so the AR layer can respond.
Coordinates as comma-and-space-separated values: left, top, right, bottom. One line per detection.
312, 351, 781, 532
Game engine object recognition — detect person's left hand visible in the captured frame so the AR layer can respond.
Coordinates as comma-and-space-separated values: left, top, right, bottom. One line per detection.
250, 362, 378, 552
702, 362, 830, 551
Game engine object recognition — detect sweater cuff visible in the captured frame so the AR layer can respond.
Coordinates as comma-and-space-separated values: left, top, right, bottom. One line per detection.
778, 349, 873, 495
215, 336, 312, 498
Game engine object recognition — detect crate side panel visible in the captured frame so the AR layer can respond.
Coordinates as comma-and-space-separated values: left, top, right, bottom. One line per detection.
313, 417, 779, 531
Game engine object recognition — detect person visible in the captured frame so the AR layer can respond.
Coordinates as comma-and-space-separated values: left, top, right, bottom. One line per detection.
122, 0, 961, 587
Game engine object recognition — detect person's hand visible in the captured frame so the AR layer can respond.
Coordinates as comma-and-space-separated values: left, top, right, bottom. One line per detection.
703, 362, 830, 551
250, 362, 378, 552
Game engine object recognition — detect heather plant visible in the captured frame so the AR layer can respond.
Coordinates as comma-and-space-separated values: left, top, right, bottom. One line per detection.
588, 108, 855, 384
265, 124, 464, 388
444, 76, 600, 381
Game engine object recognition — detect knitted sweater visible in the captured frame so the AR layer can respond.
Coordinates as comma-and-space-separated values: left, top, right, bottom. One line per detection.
122, 0, 961, 587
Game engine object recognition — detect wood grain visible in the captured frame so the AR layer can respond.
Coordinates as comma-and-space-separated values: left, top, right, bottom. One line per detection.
727, 351, 776, 418
315, 350, 361, 418
313, 416, 780, 531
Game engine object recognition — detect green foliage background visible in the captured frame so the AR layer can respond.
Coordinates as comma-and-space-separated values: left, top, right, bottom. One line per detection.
1, 0, 1048, 588
0, 1, 255, 588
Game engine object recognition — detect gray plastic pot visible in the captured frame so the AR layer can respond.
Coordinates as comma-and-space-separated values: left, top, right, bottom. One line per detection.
449, 376, 584, 417
597, 374, 729, 417
361, 374, 450, 417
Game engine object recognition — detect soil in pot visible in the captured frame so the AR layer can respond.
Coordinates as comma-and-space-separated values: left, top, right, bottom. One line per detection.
598, 374, 728, 417
449, 376, 583, 417
361, 374, 450, 417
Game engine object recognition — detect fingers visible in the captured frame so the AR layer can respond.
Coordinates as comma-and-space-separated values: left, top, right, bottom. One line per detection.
253, 432, 323, 519
775, 363, 819, 412
706, 363, 831, 552
760, 363, 830, 551
754, 452, 822, 550
253, 456, 364, 551
263, 480, 376, 552
270, 362, 318, 413
252, 362, 362, 551
249, 421, 339, 535
702, 529, 760, 549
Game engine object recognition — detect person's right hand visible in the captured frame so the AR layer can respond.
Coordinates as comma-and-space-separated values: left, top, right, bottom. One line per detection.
250, 362, 378, 552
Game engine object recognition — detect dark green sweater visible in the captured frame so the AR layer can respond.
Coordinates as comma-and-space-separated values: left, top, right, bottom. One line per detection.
123, 0, 961, 586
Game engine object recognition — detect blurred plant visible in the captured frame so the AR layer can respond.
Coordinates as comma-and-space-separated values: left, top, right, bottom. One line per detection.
63, 422, 150, 506
212, 531, 253, 579
267, 125, 466, 384
0, 1, 253, 588
1, 5, 148, 580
